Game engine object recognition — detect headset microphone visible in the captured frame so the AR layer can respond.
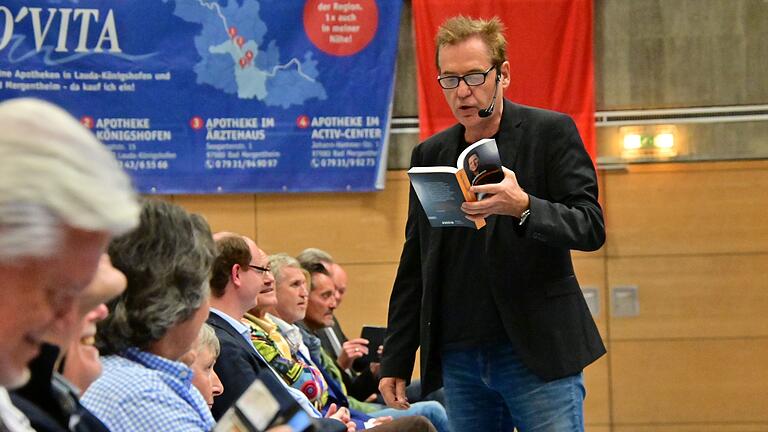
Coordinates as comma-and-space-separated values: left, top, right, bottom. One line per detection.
478, 73, 501, 118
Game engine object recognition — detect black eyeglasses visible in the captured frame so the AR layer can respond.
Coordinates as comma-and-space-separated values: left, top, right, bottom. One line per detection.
437, 65, 497, 89
248, 264, 272, 274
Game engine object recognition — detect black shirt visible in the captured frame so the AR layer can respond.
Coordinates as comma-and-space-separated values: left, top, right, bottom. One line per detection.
437, 139, 508, 351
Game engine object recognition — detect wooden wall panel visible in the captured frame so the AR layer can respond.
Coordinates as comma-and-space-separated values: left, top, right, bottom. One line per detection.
584, 354, 610, 426
603, 161, 768, 257
334, 262, 397, 334
173, 194, 257, 240
608, 254, 768, 340
254, 172, 410, 263
611, 339, 768, 424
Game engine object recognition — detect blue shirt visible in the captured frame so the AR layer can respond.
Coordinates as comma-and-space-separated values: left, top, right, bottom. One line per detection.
81, 348, 215, 432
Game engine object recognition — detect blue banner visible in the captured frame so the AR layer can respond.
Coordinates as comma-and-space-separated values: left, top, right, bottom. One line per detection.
0, 0, 401, 193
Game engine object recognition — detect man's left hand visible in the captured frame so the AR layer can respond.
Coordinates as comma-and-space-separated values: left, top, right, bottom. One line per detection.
461, 166, 529, 219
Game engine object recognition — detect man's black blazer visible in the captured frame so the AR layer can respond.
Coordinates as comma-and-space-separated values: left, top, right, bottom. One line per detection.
207, 312, 270, 420
381, 100, 606, 397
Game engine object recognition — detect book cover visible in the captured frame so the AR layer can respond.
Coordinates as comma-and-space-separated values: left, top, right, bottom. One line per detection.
360, 325, 386, 363
407, 138, 503, 229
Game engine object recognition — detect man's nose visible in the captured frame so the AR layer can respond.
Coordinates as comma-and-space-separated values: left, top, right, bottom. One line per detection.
212, 370, 224, 396
91, 303, 109, 321
456, 79, 472, 97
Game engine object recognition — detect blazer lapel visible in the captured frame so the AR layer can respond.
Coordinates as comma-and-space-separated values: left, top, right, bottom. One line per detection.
486, 100, 524, 239
207, 313, 259, 359
436, 126, 463, 167
424, 126, 464, 285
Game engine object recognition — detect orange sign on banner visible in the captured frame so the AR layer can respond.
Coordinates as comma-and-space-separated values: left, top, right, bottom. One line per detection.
412, 0, 596, 161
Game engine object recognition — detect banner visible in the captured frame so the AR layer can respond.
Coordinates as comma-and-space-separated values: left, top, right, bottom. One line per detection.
0, 0, 401, 193
412, 0, 596, 160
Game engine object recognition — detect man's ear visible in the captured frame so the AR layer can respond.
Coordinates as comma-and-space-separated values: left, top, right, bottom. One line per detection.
231, 264, 242, 287
500, 60, 511, 89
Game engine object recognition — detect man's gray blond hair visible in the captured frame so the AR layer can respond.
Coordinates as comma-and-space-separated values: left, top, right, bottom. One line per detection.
268, 253, 304, 285
195, 323, 220, 358
0, 98, 139, 262
435, 15, 507, 71
296, 247, 334, 268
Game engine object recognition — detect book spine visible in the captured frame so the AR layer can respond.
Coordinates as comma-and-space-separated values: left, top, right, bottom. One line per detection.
455, 170, 486, 229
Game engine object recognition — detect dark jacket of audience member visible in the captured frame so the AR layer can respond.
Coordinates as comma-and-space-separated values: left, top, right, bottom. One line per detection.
11, 344, 108, 432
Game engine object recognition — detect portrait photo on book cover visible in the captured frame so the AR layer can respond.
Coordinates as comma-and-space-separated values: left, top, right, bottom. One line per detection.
463, 145, 503, 187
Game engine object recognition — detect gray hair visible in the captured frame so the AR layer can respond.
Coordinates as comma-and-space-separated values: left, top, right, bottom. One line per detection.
296, 248, 334, 268
97, 199, 215, 355
0, 98, 139, 263
196, 323, 220, 358
268, 253, 303, 285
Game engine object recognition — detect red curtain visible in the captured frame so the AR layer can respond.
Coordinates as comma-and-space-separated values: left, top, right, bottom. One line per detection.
412, 0, 595, 160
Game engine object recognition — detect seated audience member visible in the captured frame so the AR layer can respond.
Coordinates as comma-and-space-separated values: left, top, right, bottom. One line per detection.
0, 98, 139, 431
296, 249, 444, 407
286, 262, 449, 432
209, 236, 433, 432
81, 200, 216, 432
206, 233, 350, 432
180, 324, 224, 410
183, 323, 298, 432
240, 255, 328, 409
296, 249, 377, 401
11, 255, 128, 432
250, 254, 392, 430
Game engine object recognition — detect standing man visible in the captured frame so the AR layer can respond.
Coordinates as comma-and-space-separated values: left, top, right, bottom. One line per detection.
0, 98, 139, 431
379, 16, 605, 432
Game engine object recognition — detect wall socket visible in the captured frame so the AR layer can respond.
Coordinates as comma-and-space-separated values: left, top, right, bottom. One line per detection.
611, 285, 640, 317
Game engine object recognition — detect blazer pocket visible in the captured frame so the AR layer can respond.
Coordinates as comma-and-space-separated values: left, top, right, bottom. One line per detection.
545, 275, 580, 298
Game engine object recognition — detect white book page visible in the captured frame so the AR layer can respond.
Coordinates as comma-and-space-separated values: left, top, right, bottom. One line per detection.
457, 138, 496, 168
408, 166, 458, 174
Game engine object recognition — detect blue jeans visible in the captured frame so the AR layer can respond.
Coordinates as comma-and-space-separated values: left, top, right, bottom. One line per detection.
370, 400, 451, 432
441, 343, 584, 432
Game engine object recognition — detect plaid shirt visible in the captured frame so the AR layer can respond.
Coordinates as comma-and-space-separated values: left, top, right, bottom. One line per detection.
81, 348, 215, 432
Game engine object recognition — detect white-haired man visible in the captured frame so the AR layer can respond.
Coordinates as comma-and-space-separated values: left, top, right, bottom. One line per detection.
0, 98, 139, 430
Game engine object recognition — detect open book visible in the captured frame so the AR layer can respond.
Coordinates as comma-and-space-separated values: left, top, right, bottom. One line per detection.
408, 138, 503, 229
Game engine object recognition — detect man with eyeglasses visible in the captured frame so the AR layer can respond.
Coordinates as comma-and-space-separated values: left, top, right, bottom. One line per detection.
380, 15, 606, 432
206, 235, 437, 432
207, 233, 354, 431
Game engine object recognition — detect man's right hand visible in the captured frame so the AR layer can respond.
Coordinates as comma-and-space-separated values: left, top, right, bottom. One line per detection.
378, 377, 410, 409
338, 338, 369, 370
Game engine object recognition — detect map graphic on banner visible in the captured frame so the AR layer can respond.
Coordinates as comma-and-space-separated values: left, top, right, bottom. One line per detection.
171, 0, 326, 106
0, 0, 400, 193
